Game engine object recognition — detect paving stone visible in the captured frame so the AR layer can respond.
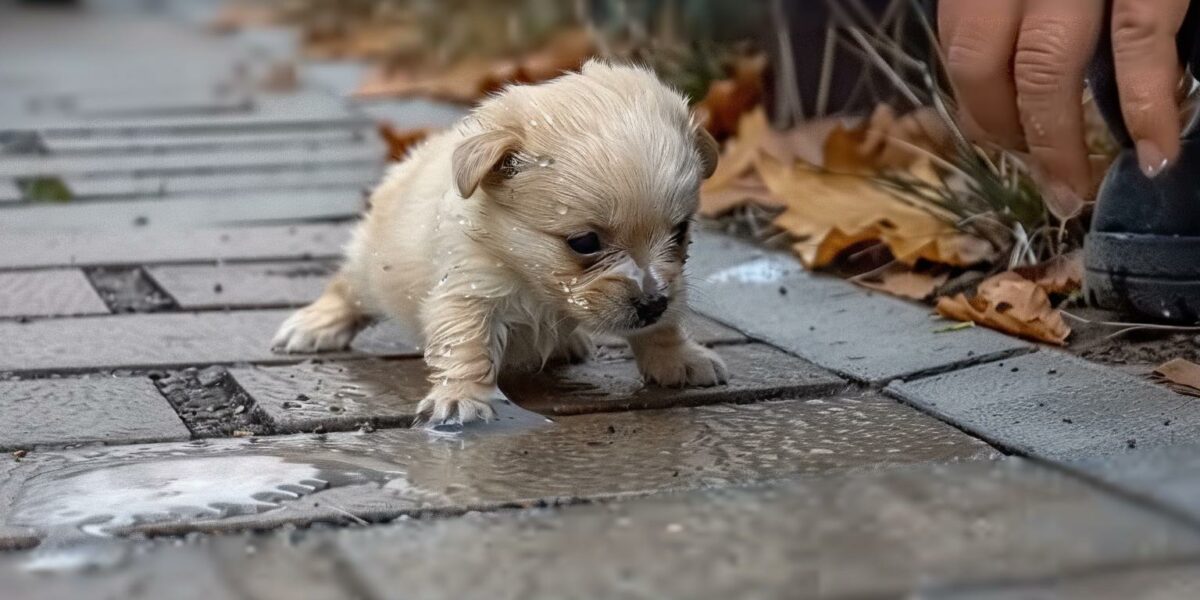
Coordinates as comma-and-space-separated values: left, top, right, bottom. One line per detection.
0, 378, 189, 449
0, 180, 20, 202
0, 309, 418, 374
932, 564, 1200, 599
230, 359, 425, 433
332, 459, 1200, 600
687, 231, 1031, 384
42, 127, 371, 154
0, 188, 367, 232
146, 261, 336, 309
886, 351, 1200, 461
0, 270, 109, 318
1, 543, 236, 600
0, 396, 997, 538
233, 343, 826, 433
1068, 442, 1200, 528
0, 144, 380, 178
504, 343, 846, 416
68, 88, 252, 118
84, 267, 178, 313
62, 166, 378, 199
1, 93, 370, 136
0, 223, 352, 270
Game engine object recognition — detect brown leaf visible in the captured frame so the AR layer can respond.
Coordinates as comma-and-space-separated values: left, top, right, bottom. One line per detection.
758, 157, 993, 268
354, 29, 594, 102
1153, 358, 1200, 394
377, 123, 430, 162
857, 267, 949, 301
694, 55, 766, 140
208, 4, 278, 34
936, 272, 1070, 345
699, 177, 783, 218
1012, 251, 1083, 295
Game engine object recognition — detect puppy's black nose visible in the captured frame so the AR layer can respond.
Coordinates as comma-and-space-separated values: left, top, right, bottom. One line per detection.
634, 295, 669, 325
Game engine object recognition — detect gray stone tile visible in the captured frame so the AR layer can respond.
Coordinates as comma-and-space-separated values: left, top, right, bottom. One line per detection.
1, 93, 369, 135
230, 359, 426, 433
0, 270, 108, 318
0, 223, 352, 270
687, 231, 1031, 384
504, 343, 846, 416
62, 166, 378, 199
0, 543, 236, 600
933, 564, 1200, 599
334, 459, 1200, 600
886, 351, 1200, 461
233, 343, 839, 432
0, 309, 418, 374
0, 144, 381, 178
147, 261, 336, 309
0, 180, 20, 202
42, 127, 371, 154
0, 396, 996, 538
0, 378, 189, 449
0, 189, 367, 232
1069, 443, 1200, 527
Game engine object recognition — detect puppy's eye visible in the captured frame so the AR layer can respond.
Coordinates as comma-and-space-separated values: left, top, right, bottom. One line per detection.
566, 232, 602, 255
495, 153, 521, 179
672, 220, 691, 246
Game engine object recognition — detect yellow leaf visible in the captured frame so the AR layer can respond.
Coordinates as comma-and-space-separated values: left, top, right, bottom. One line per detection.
936, 272, 1070, 345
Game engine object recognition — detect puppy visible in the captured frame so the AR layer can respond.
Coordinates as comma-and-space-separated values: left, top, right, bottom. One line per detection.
272, 60, 728, 424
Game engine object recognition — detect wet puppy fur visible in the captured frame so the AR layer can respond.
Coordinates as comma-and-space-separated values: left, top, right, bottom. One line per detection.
273, 60, 728, 424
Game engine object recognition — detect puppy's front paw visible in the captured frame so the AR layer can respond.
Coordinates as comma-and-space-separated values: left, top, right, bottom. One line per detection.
271, 304, 360, 354
637, 342, 728, 388
414, 382, 498, 426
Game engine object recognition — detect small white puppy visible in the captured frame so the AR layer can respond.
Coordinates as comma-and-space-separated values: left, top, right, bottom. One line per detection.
273, 60, 728, 424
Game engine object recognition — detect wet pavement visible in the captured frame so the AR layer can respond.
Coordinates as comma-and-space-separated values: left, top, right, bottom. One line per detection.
6, 1, 1200, 598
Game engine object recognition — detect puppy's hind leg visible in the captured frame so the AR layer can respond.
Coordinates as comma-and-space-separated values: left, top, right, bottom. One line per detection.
272, 272, 368, 353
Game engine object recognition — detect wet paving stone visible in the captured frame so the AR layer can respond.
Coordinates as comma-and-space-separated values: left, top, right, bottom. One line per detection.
42, 127, 372, 154
63, 166, 377, 199
0, 396, 997, 539
0, 377, 189, 450
231, 342, 831, 433
0, 144, 381, 178
85, 267, 177, 313
930, 563, 1200, 600
230, 359, 425, 434
155, 367, 272, 438
331, 459, 1200, 600
0, 223, 352, 270
687, 232, 1031, 384
503, 343, 846, 416
0, 309, 418, 374
886, 351, 1200, 461
2, 188, 367, 232
0, 270, 108, 318
146, 261, 337, 309
3, 543, 235, 600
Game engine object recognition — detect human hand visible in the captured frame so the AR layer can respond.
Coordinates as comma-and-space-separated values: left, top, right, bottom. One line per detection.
939, 0, 1189, 217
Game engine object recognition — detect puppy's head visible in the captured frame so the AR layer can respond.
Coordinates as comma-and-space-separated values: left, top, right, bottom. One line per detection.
452, 61, 718, 334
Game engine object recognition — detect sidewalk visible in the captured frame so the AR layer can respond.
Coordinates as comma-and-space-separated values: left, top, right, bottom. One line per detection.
3, 2, 1200, 598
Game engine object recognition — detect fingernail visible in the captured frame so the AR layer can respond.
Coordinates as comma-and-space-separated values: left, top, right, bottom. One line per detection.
1136, 140, 1170, 178
1045, 181, 1085, 221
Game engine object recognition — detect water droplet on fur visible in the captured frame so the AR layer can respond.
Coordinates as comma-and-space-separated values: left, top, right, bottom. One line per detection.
569, 277, 578, 284
529, 119, 539, 127
437, 274, 449, 287
536, 156, 554, 168
470, 283, 478, 290
555, 204, 568, 215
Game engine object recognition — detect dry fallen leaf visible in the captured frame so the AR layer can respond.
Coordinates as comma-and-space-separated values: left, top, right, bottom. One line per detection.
936, 272, 1070, 345
759, 156, 993, 268
1153, 358, 1200, 396
355, 29, 594, 102
694, 55, 767, 140
699, 176, 783, 218
209, 4, 278, 34
377, 123, 430, 162
857, 267, 950, 301
1013, 251, 1083, 295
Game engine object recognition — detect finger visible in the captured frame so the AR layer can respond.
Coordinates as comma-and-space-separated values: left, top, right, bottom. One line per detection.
939, 0, 1025, 148
1014, 0, 1104, 215
1112, 0, 1189, 177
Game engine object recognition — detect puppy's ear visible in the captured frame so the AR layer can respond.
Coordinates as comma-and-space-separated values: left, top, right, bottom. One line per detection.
694, 127, 719, 179
452, 129, 522, 198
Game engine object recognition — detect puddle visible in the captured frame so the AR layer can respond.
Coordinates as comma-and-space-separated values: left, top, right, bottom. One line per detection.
705, 257, 800, 285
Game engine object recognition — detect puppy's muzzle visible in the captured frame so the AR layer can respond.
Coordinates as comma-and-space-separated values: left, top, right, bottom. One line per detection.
633, 294, 669, 326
